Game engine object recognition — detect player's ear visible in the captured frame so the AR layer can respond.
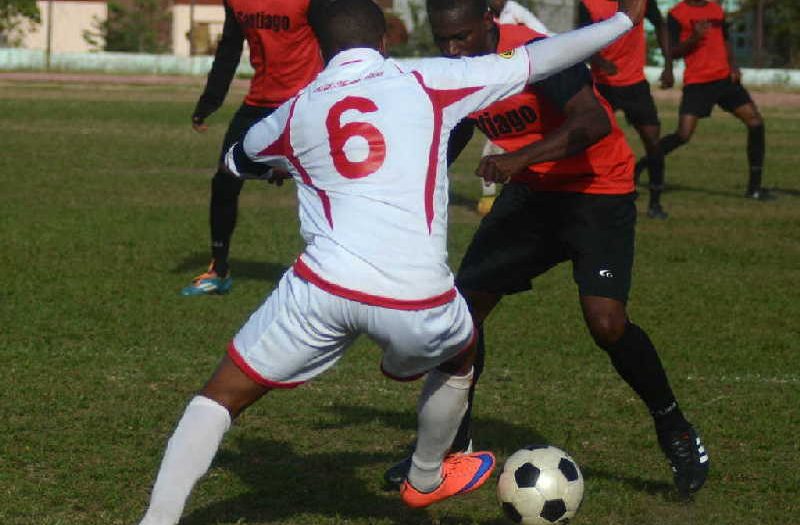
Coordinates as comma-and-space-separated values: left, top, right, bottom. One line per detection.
482, 9, 494, 30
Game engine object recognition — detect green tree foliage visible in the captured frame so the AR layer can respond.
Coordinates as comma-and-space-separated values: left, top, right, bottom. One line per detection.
83, 0, 171, 53
0, 0, 41, 47
737, 0, 800, 67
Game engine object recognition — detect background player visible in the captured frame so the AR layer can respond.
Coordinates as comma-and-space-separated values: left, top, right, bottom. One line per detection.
384, 0, 709, 497
578, 0, 673, 219
476, 0, 552, 215
636, 0, 772, 200
136, 0, 646, 522
181, 0, 324, 296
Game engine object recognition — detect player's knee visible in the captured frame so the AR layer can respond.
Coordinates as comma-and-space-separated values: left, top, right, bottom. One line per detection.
587, 314, 627, 349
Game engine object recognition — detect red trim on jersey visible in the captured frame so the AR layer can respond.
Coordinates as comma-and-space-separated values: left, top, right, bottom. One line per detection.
260, 98, 334, 228
293, 257, 457, 310
227, 342, 305, 389
410, 71, 482, 233
380, 323, 478, 382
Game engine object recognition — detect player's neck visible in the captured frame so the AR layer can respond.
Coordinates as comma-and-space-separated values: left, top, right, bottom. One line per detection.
685, 0, 709, 6
488, 24, 500, 54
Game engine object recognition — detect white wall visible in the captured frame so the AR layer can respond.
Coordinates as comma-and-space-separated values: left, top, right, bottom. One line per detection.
20, 1, 107, 53
172, 4, 225, 57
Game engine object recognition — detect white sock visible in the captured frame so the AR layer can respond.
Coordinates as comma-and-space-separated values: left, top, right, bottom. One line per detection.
408, 368, 473, 492
482, 182, 497, 197
138, 396, 232, 525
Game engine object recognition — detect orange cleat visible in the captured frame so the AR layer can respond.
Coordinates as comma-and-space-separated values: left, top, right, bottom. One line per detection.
400, 451, 495, 508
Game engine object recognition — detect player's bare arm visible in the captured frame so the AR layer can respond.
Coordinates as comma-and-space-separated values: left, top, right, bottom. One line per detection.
645, 0, 674, 88
475, 84, 610, 184
722, 17, 741, 83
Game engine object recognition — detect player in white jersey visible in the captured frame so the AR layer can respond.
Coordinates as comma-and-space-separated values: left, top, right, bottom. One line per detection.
491, 0, 551, 35
135, 0, 643, 522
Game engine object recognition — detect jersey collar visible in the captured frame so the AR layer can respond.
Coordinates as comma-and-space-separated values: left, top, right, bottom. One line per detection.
327, 47, 383, 69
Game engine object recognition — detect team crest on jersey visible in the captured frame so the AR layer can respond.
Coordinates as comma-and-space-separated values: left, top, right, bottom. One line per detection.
498, 49, 515, 59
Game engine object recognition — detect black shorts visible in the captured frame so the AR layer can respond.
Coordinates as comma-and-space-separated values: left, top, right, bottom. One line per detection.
218, 103, 277, 160
456, 183, 636, 302
596, 80, 660, 127
679, 78, 753, 118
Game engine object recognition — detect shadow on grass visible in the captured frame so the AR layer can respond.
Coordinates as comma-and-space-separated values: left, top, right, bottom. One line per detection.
178, 405, 681, 524
172, 253, 289, 282
646, 182, 798, 200
180, 435, 506, 525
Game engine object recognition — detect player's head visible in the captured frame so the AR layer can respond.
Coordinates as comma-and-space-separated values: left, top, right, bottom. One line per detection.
309, 0, 387, 62
426, 0, 495, 58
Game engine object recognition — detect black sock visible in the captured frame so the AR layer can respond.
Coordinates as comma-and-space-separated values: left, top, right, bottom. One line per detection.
603, 322, 689, 433
451, 326, 485, 452
210, 170, 245, 276
659, 133, 685, 157
747, 124, 765, 192
647, 151, 665, 208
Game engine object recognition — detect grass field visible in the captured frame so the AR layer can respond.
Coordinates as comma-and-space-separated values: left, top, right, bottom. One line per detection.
1, 77, 799, 525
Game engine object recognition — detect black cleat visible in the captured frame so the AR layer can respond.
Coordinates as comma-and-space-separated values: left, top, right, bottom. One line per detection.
745, 188, 777, 201
383, 456, 411, 490
658, 426, 710, 496
647, 204, 669, 220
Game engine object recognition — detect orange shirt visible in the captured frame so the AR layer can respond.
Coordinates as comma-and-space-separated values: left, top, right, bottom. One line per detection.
669, 1, 730, 85
580, 0, 647, 86
468, 24, 634, 195
229, 0, 323, 107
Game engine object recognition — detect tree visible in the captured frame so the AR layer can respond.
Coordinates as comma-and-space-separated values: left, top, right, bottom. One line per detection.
83, 0, 171, 53
738, 0, 800, 67
0, 0, 40, 47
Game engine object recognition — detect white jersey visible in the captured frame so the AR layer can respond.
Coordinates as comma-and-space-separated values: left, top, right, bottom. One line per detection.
227, 47, 531, 309
497, 0, 553, 36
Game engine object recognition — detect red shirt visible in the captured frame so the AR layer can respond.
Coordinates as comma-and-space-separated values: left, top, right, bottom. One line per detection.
669, 1, 730, 85
229, 0, 323, 107
580, 0, 647, 86
468, 24, 634, 195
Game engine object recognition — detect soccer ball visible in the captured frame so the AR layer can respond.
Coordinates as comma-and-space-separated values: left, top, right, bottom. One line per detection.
496, 445, 584, 524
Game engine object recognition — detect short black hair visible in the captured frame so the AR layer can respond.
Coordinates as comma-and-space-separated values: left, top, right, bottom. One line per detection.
426, 0, 489, 21
309, 0, 387, 60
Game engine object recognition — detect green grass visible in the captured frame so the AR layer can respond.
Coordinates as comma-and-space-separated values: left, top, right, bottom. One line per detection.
1, 78, 799, 525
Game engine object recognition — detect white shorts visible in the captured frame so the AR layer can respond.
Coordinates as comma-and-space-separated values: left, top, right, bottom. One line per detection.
228, 268, 476, 388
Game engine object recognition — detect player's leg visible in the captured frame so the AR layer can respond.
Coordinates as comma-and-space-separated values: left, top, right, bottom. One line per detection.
635, 123, 668, 218
570, 193, 708, 495
182, 104, 274, 296
138, 355, 271, 525
725, 90, 771, 199
635, 82, 708, 178
374, 296, 495, 507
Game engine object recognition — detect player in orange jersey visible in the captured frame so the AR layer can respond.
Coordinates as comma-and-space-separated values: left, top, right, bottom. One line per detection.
182, 0, 324, 296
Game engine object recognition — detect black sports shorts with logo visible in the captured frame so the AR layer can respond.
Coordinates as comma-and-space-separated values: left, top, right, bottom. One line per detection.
456, 183, 636, 303
596, 80, 660, 127
679, 78, 753, 118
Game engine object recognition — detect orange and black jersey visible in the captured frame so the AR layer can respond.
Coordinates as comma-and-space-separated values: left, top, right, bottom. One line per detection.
578, 0, 664, 87
668, 0, 730, 85
449, 24, 634, 195
193, 0, 322, 120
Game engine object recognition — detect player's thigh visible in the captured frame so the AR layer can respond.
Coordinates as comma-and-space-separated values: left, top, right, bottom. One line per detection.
562, 193, 636, 303
218, 104, 277, 159
720, 85, 761, 126
456, 182, 563, 296
366, 292, 476, 381
679, 81, 720, 120
230, 269, 357, 389
616, 81, 661, 129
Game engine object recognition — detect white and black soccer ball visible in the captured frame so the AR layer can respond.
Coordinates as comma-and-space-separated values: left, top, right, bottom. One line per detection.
497, 445, 584, 524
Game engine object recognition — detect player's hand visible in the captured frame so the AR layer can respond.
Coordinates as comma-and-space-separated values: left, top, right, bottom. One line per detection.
659, 67, 675, 89
692, 20, 711, 39
475, 152, 528, 184
591, 56, 618, 76
192, 115, 209, 133
618, 0, 646, 26
730, 66, 742, 84
266, 168, 291, 186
